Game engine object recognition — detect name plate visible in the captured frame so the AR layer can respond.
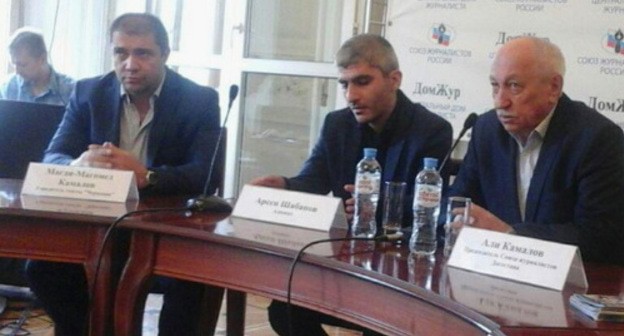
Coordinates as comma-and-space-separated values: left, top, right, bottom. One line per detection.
21, 163, 138, 203
443, 266, 570, 326
232, 185, 347, 231
20, 194, 138, 218
448, 227, 587, 291
227, 217, 334, 255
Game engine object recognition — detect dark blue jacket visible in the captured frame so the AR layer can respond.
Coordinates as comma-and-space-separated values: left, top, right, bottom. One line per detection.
452, 94, 624, 264
44, 68, 220, 195
288, 90, 453, 228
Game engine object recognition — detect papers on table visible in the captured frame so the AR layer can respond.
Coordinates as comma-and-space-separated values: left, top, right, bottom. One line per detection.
569, 294, 624, 322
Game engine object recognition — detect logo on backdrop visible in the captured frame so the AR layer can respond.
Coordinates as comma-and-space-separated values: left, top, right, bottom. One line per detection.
604, 29, 624, 56
494, 32, 542, 46
412, 82, 467, 120
588, 96, 624, 113
412, 82, 461, 101
431, 23, 453, 46
489, 32, 548, 58
408, 22, 471, 64
407, 22, 470, 119
577, 29, 624, 76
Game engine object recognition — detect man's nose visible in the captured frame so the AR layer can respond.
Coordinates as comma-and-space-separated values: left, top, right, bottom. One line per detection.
124, 54, 138, 70
493, 88, 510, 109
345, 85, 360, 104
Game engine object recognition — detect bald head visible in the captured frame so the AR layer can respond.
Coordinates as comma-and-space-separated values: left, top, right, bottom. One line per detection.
494, 37, 566, 84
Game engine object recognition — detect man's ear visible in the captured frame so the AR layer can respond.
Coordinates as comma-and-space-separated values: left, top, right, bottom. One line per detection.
161, 48, 171, 63
389, 69, 402, 90
549, 74, 564, 103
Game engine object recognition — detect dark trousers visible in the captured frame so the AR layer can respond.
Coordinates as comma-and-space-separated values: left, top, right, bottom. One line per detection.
0, 258, 28, 286
268, 300, 384, 336
25, 260, 206, 336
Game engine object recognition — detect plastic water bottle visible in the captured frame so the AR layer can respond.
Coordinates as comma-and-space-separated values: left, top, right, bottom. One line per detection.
352, 148, 381, 238
410, 157, 442, 255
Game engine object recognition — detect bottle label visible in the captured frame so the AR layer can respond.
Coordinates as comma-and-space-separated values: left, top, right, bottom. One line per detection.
415, 184, 441, 208
355, 174, 379, 194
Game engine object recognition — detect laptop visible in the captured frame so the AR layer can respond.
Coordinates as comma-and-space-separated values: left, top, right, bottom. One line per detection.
0, 100, 65, 179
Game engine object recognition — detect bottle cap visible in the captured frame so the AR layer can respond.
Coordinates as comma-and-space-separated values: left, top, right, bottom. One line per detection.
423, 157, 438, 169
363, 148, 377, 158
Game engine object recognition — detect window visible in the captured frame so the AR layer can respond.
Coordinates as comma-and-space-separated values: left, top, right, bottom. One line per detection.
5, 0, 390, 199
0, 0, 12, 77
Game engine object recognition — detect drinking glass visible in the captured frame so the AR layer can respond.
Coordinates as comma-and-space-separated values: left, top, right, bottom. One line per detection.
444, 196, 471, 257
382, 181, 406, 235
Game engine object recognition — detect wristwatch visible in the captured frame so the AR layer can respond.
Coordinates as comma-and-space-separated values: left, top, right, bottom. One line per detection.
145, 170, 159, 186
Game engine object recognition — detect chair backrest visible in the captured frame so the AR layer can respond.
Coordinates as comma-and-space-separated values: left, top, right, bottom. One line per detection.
448, 158, 463, 178
0, 100, 65, 179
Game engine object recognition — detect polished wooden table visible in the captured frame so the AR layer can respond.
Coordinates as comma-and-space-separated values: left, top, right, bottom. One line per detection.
0, 178, 139, 336
113, 208, 624, 336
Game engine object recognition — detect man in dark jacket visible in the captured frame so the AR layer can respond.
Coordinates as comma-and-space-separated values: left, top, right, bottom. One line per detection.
452, 37, 624, 265
251, 33, 453, 336
25, 13, 221, 336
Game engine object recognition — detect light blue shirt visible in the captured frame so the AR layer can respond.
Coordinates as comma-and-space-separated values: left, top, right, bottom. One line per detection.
0, 68, 75, 105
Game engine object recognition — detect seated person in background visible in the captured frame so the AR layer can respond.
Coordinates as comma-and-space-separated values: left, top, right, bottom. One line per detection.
25, 13, 221, 336
250, 34, 452, 336
451, 36, 624, 265
0, 27, 75, 294
0, 27, 74, 105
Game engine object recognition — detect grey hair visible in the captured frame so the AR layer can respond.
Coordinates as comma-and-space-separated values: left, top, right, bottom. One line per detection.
335, 34, 399, 75
526, 37, 566, 78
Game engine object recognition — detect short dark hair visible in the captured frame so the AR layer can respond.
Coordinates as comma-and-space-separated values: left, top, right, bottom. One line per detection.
335, 34, 399, 75
109, 13, 170, 54
8, 28, 47, 59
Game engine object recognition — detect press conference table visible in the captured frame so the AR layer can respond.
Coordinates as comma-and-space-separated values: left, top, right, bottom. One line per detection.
114, 205, 624, 335
2, 176, 623, 336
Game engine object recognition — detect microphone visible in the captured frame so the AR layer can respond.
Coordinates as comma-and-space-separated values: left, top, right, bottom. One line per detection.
186, 84, 239, 212
438, 112, 478, 173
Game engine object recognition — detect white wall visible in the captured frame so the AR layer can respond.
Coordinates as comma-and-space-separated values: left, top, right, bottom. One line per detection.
386, 1, 624, 140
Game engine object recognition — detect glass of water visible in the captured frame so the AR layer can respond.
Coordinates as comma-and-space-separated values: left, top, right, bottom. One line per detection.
444, 196, 471, 257
382, 181, 406, 235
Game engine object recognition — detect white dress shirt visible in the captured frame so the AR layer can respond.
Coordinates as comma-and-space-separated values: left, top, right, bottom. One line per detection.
118, 74, 165, 164
512, 107, 555, 221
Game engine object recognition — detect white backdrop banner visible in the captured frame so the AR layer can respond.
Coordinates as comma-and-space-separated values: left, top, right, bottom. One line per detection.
386, 0, 624, 138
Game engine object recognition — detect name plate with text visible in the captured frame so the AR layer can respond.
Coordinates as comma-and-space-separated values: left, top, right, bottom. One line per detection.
232, 185, 347, 231
21, 163, 139, 203
443, 266, 571, 326
448, 227, 587, 291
